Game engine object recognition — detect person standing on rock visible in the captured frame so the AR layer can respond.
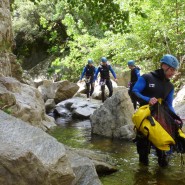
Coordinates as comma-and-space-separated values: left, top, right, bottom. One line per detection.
127, 60, 140, 110
94, 57, 117, 102
132, 54, 179, 167
80, 59, 96, 101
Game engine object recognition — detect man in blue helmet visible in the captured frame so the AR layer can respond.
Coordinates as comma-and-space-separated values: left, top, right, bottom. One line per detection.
127, 60, 140, 110
132, 54, 179, 167
80, 59, 96, 100
94, 57, 117, 102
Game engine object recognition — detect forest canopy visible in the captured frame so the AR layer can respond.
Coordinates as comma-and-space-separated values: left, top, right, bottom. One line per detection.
11, 0, 185, 82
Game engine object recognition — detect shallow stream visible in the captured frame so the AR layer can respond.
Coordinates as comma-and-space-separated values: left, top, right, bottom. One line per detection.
49, 118, 185, 185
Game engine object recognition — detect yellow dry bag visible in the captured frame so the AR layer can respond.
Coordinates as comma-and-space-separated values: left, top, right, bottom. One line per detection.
132, 104, 175, 151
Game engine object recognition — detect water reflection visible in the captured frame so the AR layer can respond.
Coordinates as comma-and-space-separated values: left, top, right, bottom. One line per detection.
49, 119, 185, 185
133, 164, 185, 185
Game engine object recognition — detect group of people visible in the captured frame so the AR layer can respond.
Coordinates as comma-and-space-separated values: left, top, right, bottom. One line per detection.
80, 54, 181, 167
80, 57, 117, 102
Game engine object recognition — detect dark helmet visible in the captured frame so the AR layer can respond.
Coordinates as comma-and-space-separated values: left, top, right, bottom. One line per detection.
101, 57, 107, 63
160, 54, 179, 69
88, 59, 93, 64
127, 60, 135, 66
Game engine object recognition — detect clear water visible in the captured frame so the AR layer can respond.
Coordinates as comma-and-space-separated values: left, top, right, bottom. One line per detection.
49, 119, 185, 185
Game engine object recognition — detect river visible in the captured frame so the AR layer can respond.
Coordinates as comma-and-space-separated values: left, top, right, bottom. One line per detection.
49, 118, 185, 185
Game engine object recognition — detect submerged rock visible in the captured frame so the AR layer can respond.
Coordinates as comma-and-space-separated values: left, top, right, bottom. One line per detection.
55, 97, 101, 120
67, 149, 103, 185
68, 148, 117, 176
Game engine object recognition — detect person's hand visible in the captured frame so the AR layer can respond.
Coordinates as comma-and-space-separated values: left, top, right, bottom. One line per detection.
79, 80, 82, 83
114, 78, 118, 83
174, 119, 182, 125
149, 97, 158, 105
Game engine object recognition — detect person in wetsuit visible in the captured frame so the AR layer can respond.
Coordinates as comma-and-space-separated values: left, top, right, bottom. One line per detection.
80, 59, 96, 100
127, 60, 140, 110
132, 54, 179, 167
94, 57, 117, 102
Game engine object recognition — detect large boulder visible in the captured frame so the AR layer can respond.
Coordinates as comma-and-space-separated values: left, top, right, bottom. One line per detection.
37, 80, 79, 103
0, 76, 55, 130
55, 80, 79, 103
174, 84, 185, 123
76, 79, 118, 100
92, 80, 117, 100
0, 110, 75, 185
90, 88, 135, 139
116, 69, 130, 87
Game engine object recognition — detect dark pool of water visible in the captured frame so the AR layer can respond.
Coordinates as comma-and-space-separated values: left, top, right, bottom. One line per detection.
49, 118, 185, 185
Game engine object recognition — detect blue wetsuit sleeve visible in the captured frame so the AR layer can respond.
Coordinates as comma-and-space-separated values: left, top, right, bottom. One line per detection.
94, 67, 97, 73
135, 68, 140, 78
92, 67, 97, 82
94, 67, 100, 81
109, 65, 117, 79
80, 67, 87, 80
165, 89, 175, 113
132, 76, 150, 102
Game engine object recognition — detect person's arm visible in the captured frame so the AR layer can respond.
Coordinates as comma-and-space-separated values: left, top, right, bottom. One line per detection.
80, 66, 87, 80
165, 89, 175, 113
109, 65, 117, 79
94, 67, 97, 73
92, 67, 97, 82
135, 68, 140, 78
132, 76, 150, 102
94, 67, 100, 81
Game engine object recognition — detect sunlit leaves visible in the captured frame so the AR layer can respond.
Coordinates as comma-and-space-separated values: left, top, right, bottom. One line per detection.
12, 0, 185, 80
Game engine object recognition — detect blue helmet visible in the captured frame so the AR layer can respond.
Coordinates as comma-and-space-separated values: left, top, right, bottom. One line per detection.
101, 57, 107, 63
160, 54, 179, 69
88, 59, 93, 64
127, 60, 135, 66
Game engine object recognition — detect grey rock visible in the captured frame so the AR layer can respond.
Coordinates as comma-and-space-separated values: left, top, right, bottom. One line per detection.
54, 106, 72, 117
54, 80, 79, 103
66, 149, 102, 185
45, 98, 56, 113
37, 80, 79, 103
0, 76, 55, 130
68, 148, 117, 175
0, 110, 75, 185
56, 97, 101, 119
174, 84, 185, 123
90, 89, 135, 139
72, 107, 96, 119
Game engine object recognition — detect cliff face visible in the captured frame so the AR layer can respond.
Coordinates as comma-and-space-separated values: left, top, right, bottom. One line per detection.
0, 0, 13, 76
0, 0, 22, 80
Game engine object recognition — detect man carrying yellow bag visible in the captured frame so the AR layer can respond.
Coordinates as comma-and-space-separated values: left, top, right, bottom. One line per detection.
132, 54, 184, 167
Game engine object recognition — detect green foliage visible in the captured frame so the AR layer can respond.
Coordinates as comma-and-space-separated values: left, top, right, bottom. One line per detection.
4, 108, 12, 115
0, 100, 12, 115
11, 0, 185, 81
66, 0, 130, 34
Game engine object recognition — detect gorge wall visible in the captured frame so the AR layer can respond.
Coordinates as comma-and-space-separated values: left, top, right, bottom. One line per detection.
0, 0, 22, 80
0, 0, 13, 76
